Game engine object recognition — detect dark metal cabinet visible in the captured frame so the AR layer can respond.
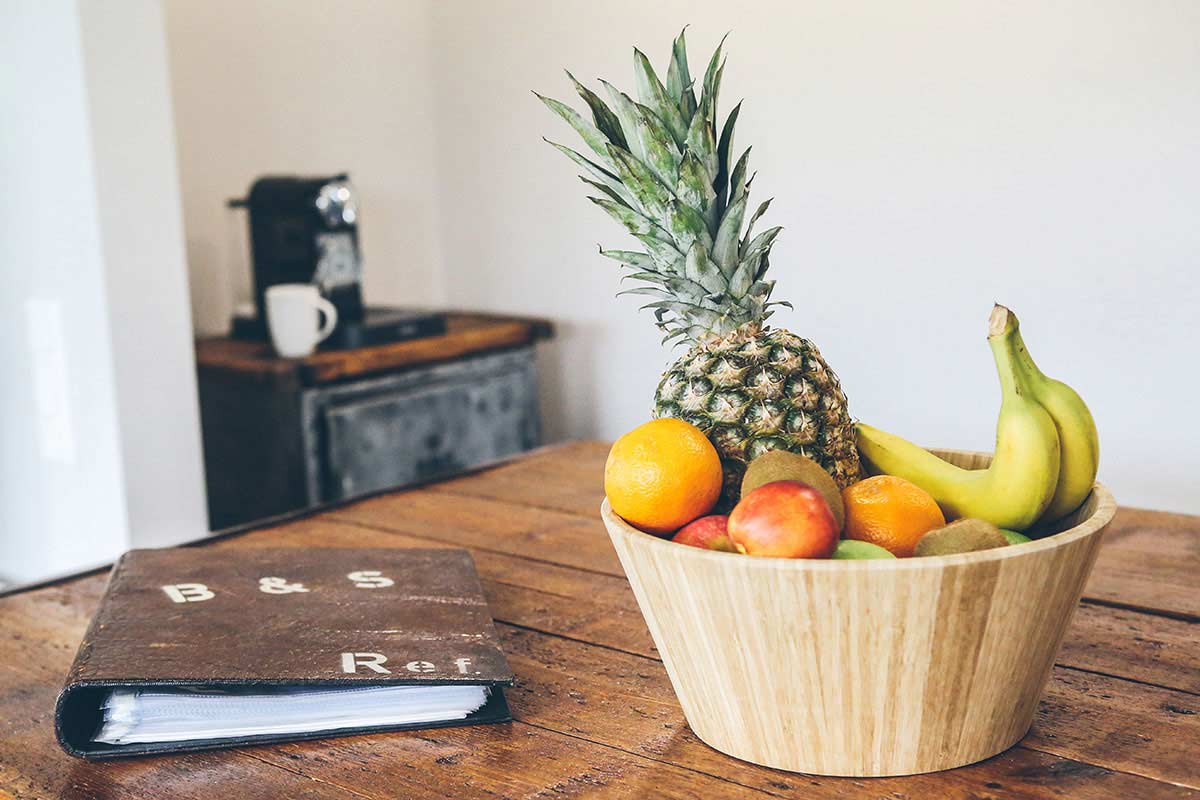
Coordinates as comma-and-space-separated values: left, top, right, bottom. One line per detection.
196, 314, 551, 529
302, 349, 538, 503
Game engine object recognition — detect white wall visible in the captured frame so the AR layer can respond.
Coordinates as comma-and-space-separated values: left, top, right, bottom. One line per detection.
1, 1, 128, 583
428, 1, 1200, 514
160, 1, 1199, 515
164, 0, 446, 334
78, 1, 210, 553
0, 0, 207, 584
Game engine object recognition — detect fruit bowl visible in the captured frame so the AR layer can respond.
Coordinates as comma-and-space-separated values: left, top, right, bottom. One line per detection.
601, 448, 1116, 777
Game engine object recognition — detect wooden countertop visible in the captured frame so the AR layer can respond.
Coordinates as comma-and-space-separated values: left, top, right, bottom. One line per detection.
0, 442, 1196, 799
196, 312, 554, 388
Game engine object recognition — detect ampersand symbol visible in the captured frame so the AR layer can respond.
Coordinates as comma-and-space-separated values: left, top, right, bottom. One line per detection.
258, 576, 310, 594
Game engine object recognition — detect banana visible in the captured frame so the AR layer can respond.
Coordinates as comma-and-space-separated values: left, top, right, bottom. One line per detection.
1000, 304, 1100, 522
855, 307, 1060, 531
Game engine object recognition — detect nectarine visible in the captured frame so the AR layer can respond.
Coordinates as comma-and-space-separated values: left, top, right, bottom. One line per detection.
728, 481, 839, 559
672, 515, 736, 552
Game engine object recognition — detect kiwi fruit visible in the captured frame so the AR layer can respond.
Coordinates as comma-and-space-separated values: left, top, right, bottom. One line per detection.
914, 519, 1009, 557
1000, 529, 1032, 545
832, 540, 896, 560
741, 450, 845, 529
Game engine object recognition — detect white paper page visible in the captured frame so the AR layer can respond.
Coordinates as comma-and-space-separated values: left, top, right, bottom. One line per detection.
95, 684, 491, 745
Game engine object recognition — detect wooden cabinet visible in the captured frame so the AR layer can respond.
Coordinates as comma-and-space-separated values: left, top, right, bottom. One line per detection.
196, 314, 551, 529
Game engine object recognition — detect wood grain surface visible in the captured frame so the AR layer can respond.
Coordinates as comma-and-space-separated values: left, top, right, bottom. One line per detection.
195, 312, 553, 388
0, 441, 1196, 799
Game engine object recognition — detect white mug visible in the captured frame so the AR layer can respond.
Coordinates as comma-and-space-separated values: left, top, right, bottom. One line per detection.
265, 284, 338, 358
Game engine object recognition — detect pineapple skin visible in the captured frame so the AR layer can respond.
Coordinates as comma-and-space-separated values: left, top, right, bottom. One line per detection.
654, 325, 864, 506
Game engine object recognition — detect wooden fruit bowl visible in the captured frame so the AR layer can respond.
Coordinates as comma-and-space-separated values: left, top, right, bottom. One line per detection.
601, 448, 1116, 777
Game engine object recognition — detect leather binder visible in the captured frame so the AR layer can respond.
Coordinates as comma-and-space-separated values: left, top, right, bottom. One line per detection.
56, 548, 513, 759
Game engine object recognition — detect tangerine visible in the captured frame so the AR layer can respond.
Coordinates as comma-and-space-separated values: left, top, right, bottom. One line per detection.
842, 475, 946, 557
605, 419, 723, 535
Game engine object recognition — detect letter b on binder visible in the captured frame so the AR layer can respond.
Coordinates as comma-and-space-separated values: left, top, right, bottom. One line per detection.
161, 584, 214, 603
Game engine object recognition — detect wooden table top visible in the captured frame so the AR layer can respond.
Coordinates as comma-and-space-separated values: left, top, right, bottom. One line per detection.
1, 441, 1196, 799
196, 312, 554, 388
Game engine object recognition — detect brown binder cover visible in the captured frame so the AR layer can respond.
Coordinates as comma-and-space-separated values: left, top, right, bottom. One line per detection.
56, 548, 513, 759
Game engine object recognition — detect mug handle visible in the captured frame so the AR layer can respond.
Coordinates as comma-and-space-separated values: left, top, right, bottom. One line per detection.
314, 296, 339, 344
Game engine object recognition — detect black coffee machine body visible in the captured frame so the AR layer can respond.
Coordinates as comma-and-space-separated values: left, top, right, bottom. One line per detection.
229, 173, 445, 349
242, 173, 364, 326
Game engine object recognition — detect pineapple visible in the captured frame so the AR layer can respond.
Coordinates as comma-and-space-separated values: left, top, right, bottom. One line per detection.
539, 30, 863, 502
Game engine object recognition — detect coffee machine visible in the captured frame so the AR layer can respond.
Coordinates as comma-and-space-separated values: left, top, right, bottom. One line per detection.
228, 173, 444, 349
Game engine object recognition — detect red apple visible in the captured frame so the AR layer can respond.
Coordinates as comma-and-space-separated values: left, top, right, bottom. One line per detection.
728, 481, 839, 558
671, 515, 736, 552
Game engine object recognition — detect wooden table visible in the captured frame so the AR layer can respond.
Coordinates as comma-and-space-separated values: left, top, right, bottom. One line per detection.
1, 442, 1196, 799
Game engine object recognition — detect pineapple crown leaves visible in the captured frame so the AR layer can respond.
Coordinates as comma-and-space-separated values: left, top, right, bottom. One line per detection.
538, 29, 789, 345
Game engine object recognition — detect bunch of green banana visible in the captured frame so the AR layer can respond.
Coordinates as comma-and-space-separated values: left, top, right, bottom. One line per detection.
856, 305, 1099, 532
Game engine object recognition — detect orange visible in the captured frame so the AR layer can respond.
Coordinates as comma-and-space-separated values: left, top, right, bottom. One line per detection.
605, 418, 723, 535
842, 475, 946, 557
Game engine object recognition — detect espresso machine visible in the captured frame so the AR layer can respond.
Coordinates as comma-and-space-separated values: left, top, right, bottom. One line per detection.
228, 173, 444, 349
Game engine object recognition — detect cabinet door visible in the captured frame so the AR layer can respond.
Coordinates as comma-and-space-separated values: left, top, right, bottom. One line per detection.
321, 362, 537, 501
